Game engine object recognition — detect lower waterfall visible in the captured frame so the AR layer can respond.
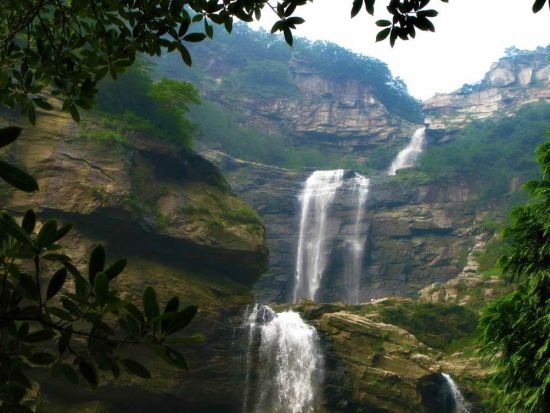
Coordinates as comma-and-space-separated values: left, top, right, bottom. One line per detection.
241, 306, 323, 413
442, 373, 470, 413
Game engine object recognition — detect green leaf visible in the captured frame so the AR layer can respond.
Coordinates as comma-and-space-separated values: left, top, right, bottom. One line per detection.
94, 271, 109, 306
53, 223, 72, 242
105, 258, 127, 280
0, 126, 22, 148
183, 33, 206, 42
43, 253, 71, 263
58, 327, 72, 354
79, 360, 98, 388
24, 329, 56, 343
154, 345, 188, 370
164, 296, 179, 314
88, 244, 106, 285
164, 305, 198, 333
0, 160, 38, 192
143, 286, 159, 321
21, 209, 36, 234
351, 0, 363, 17
376, 20, 391, 27
204, 20, 214, 39
121, 359, 151, 378
37, 220, 58, 249
46, 267, 67, 300
376, 27, 391, 42
70, 104, 81, 122
18, 274, 39, 301
0, 214, 32, 245
533, 0, 547, 13
364, 0, 375, 15
283, 27, 293, 46
58, 362, 79, 385
29, 351, 56, 365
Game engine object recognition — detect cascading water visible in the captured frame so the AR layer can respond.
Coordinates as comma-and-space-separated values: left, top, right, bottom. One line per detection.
442, 373, 470, 413
388, 127, 426, 175
241, 304, 275, 413
254, 310, 323, 413
293, 170, 344, 302
343, 173, 370, 304
241, 306, 323, 413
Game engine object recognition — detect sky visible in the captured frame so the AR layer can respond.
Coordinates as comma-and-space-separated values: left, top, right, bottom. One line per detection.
250, 0, 550, 100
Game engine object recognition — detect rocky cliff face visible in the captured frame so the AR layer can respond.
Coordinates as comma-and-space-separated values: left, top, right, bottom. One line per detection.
212, 60, 418, 154
202, 150, 487, 303
424, 47, 550, 135
1, 110, 268, 412
282, 299, 490, 413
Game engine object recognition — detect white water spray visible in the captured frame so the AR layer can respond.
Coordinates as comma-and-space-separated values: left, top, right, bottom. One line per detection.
442, 373, 470, 413
293, 170, 344, 302
343, 173, 370, 304
241, 305, 275, 413
388, 127, 426, 175
254, 310, 323, 413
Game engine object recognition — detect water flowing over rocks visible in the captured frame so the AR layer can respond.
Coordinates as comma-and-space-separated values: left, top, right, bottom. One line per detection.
388, 128, 426, 176
204, 149, 483, 303
240, 306, 323, 413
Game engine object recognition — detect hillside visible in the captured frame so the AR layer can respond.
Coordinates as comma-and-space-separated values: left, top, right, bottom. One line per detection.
153, 25, 422, 171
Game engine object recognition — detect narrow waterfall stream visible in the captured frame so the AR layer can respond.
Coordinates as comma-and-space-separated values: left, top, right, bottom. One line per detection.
388, 127, 426, 175
442, 373, 470, 413
241, 306, 323, 413
293, 170, 344, 302
343, 173, 370, 304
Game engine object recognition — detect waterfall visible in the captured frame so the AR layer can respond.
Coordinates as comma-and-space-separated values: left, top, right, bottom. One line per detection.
343, 173, 370, 304
388, 127, 426, 175
442, 373, 470, 413
293, 170, 345, 302
241, 305, 275, 413
254, 310, 323, 413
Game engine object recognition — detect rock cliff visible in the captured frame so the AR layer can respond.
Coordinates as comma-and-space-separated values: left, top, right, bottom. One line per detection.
203, 149, 488, 303
424, 46, 550, 135
283, 299, 491, 413
1, 110, 268, 412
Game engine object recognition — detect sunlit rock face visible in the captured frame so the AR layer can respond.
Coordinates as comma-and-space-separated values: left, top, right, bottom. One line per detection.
424, 47, 550, 135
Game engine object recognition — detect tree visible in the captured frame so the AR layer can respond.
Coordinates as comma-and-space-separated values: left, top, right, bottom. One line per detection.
0, 127, 199, 412
1, 0, 549, 124
479, 138, 550, 413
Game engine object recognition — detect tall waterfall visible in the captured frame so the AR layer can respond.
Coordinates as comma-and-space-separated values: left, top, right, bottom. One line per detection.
254, 310, 323, 413
293, 170, 345, 302
343, 173, 370, 304
388, 127, 426, 175
442, 373, 470, 413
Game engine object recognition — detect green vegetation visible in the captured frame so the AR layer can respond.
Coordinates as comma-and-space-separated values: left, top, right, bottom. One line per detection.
479, 139, 550, 413
400, 103, 550, 199
94, 61, 200, 148
476, 237, 511, 277
371, 300, 479, 352
190, 100, 340, 168
160, 24, 423, 123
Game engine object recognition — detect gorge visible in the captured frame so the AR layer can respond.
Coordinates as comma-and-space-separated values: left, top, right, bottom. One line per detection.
2, 27, 550, 413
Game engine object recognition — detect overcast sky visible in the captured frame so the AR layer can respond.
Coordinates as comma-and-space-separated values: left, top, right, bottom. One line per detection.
250, 0, 550, 100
